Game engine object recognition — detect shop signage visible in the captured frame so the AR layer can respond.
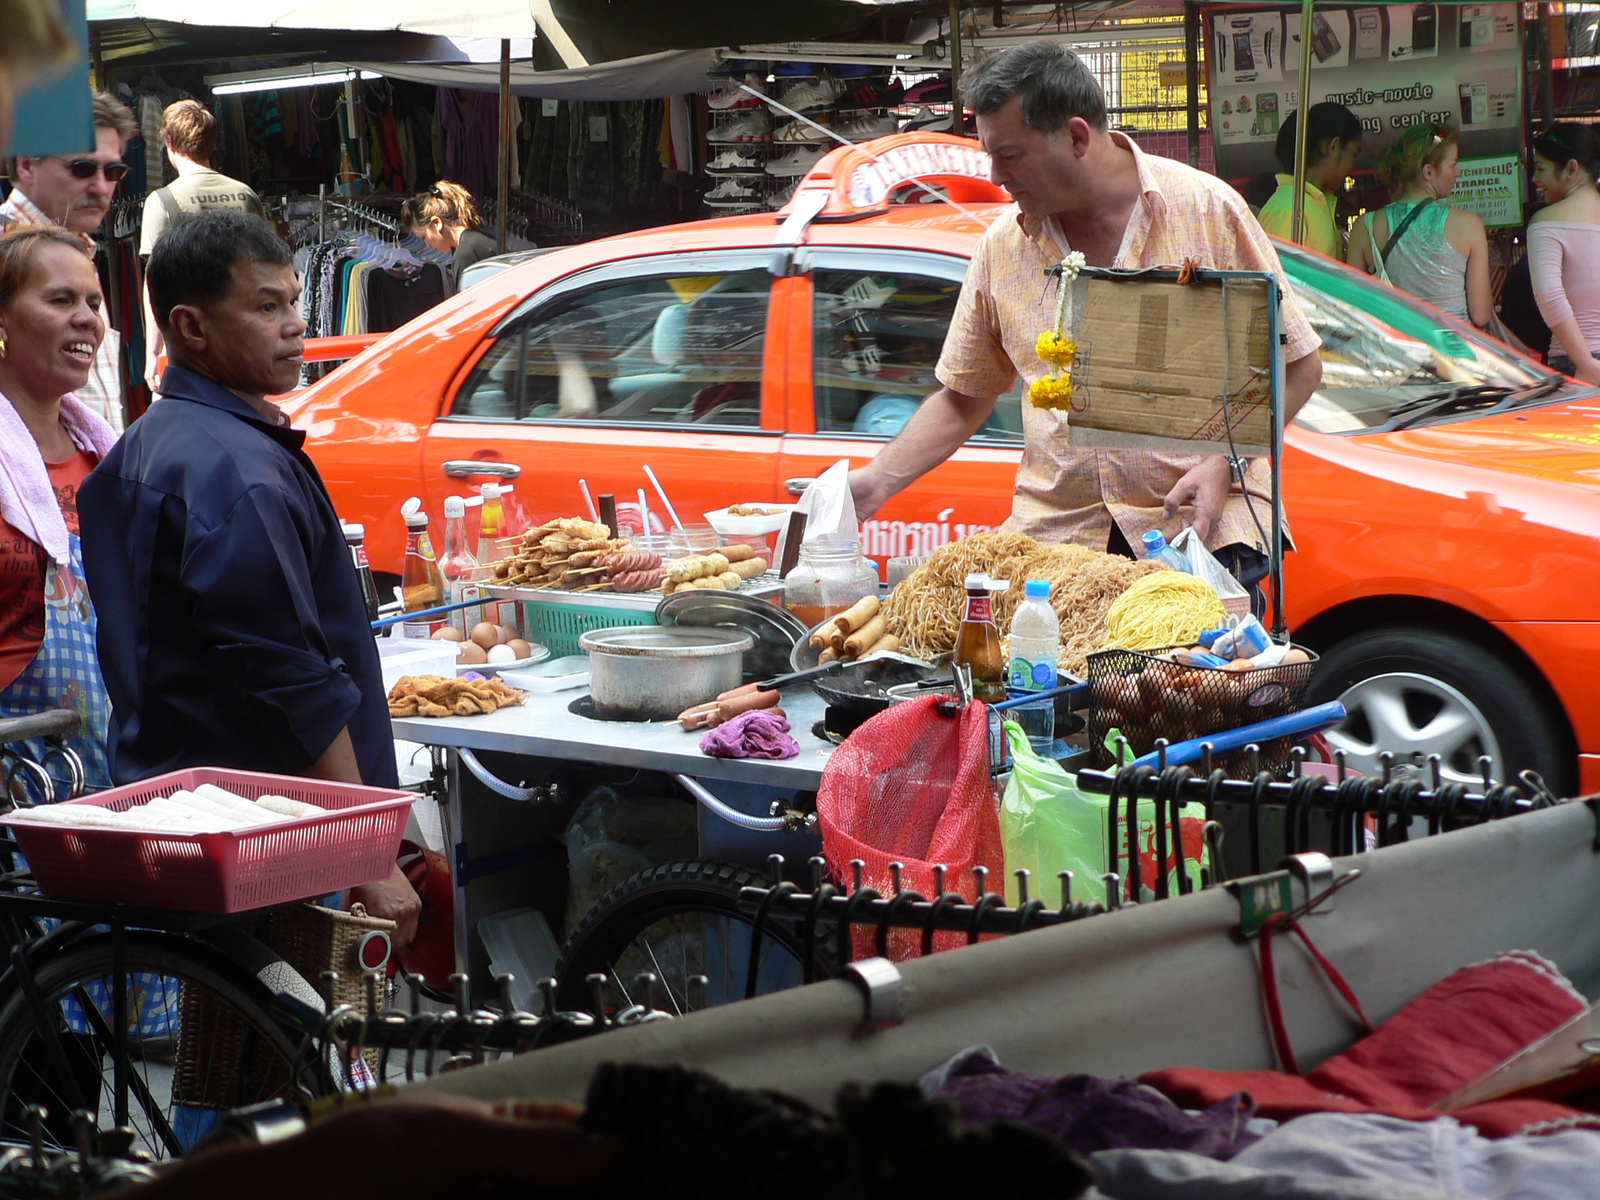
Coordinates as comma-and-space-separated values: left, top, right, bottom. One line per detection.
1449, 154, 1524, 228
846, 142, 992, 209
1205, 3, 1523, 200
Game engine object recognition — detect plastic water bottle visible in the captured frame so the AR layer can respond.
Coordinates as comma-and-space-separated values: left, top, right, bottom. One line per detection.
1141, 529, 1191, 572
1008, 579, 1059, 755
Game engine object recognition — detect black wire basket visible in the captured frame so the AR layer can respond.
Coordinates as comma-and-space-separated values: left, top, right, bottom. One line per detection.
1086, 645, 1319, 777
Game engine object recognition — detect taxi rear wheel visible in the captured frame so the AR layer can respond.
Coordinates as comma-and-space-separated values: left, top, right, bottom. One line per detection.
1305, 627, 1575, 797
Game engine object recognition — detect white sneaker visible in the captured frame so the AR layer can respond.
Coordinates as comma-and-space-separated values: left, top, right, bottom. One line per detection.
765, 144, 827, 176
708, 75, 767, 111
773, 116, 831, 144
767, 180, 799, 210
704, 178, 762, 206
708, 147, 764, 173
774, 75, 845, 113
835, 113, 899, 140
708, 109, 771, 143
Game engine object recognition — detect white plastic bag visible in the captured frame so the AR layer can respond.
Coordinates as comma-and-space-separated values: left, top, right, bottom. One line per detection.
774, 458, 858, 574
1170, 527, 1252, 617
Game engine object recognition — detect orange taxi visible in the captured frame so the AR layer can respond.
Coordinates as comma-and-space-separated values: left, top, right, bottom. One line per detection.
286, 133, 1600, 795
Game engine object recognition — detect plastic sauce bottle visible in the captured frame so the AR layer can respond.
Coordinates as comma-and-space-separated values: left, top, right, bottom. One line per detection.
1008, 578, 1060, 754
954, 573, 1008, 704
1141, 529, 1191, 573
341, 521, 382, 624
400, 500, 446, 614
438, 495, 484, 633
475, 484, 517, 630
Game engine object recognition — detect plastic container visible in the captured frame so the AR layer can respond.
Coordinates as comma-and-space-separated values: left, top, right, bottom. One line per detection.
518, 601, 657, 659
665, 522, 721, 558
476, 907, 561, 1013
0, 768, 413, 912
782, 539, 879, 629
1008, 578, 1060, 755
377, 637, 457, 695
1141, 530, 1191, 573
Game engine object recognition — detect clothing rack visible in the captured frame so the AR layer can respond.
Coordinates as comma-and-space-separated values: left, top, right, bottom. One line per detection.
483, 188, 584, 242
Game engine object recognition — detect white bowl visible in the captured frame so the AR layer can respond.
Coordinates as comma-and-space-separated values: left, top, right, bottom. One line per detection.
703, 503, 795, 539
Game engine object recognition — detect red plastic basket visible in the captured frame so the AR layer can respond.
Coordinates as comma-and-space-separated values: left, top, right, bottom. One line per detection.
0, 768, 413, 913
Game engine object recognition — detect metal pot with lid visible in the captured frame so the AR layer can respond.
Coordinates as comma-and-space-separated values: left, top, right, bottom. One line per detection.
578, 627, 755, 721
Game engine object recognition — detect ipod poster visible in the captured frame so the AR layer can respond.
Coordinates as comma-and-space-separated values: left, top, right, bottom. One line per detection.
1211, 12, 1286, 85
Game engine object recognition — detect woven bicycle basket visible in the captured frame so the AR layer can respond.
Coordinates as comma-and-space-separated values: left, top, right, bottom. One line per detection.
173, 902, 394, 1106
1086, 645, 1318, 777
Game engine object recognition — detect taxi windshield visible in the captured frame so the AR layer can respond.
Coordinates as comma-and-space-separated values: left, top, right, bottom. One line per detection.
1284, 263, 1553, 435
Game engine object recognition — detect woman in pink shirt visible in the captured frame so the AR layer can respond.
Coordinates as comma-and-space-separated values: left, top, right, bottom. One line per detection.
1529, 125, 1600, 383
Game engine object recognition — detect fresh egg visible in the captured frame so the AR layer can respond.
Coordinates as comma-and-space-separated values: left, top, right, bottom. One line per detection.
495, 625, 518, 645
457, 642, 488, 664
470, 622, 500, 650
486, 643, 517, 663
506, 638, 532, 659
432, 626, 465, 642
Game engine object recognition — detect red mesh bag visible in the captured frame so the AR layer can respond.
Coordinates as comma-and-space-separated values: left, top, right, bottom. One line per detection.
817, 696, 1004, 960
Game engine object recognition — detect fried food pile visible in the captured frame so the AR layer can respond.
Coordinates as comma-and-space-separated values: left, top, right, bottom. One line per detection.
482, 517, 669, 592
388, 674, 526, 718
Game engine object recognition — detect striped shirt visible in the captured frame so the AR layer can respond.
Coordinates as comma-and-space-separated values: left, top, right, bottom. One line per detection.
936, 132, 1320, 554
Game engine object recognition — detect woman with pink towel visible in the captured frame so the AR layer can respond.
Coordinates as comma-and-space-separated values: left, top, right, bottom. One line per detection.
0, 226, 120, 791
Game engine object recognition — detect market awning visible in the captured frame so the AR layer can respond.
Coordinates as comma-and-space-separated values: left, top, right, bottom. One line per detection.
350, 49, 723, 102
98, 0, 921, 64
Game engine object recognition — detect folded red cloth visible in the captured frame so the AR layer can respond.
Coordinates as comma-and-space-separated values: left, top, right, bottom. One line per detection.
1143, 951, 1594, 1137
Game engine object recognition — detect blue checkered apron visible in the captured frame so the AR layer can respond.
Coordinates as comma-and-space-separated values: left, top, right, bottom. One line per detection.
0, 532, 112, 796
0, 533, 179, 1038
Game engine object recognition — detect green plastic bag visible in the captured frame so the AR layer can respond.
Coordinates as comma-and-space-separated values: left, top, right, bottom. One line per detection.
1000, 721, 1208, 905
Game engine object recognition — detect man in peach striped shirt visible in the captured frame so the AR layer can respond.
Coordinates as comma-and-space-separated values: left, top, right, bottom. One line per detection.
850, 42, 1322, 594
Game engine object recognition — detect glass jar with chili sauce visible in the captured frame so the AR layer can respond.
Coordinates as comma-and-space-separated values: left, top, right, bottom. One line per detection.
954, 573, 1009, 704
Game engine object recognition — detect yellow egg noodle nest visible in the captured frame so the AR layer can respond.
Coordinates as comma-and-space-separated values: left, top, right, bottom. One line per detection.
1102, 572, 1229, 652
878, 532, 1170, 676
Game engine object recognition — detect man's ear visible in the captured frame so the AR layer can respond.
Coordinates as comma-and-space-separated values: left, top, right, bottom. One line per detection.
166, 304, 208, 354
1066, 117, 1095, 158
12, 156, 39, 189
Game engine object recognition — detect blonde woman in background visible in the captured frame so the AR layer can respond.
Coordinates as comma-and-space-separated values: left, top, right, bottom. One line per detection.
1348, 125, 1492, 330
402, 180, 498, 295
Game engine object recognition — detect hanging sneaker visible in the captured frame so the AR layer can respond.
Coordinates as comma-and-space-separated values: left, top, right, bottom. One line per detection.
775, 75, 846, 113
835, 112, 899, 141
708, 109, 771, 143
708, 75, 768, 111
704, 177, 763, 207
708, 147, 765, 173
835, 78, 905, 112
773, 115, 832, 144
765, 144, 828, 177
767, 180, 799, 210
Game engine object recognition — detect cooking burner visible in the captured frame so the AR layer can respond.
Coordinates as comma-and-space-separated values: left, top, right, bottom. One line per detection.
567, 694, 656, 723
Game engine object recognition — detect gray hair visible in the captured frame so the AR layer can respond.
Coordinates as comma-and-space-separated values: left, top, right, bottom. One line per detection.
962, 42, 1108, 134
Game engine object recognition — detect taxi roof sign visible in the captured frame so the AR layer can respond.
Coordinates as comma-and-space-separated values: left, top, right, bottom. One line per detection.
780, 131, 1010, 225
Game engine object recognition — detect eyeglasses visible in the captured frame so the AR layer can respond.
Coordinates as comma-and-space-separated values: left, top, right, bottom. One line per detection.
57, 159, 131, 183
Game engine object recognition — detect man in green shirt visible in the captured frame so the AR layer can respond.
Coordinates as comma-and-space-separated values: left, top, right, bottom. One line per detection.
1257, 103, 1362, 261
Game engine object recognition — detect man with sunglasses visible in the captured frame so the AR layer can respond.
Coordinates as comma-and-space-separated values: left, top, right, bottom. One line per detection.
1, 89, 137, 430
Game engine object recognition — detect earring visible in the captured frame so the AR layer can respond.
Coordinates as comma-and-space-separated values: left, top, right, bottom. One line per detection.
0, 331, 7, 359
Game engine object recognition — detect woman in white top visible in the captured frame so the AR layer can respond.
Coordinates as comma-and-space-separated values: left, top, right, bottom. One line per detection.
1528, 125, 1600, 383
1348, 125, 1493, 330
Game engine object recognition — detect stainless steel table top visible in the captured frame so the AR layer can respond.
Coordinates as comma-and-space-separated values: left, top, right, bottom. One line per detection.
391, 684, 835, 789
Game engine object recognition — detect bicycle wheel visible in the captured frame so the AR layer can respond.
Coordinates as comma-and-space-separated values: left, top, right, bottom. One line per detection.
0, 930, 317, 1161
554, 861, 833, 1018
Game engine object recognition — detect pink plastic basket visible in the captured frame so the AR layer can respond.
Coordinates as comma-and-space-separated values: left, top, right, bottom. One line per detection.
0, 768, 413, 913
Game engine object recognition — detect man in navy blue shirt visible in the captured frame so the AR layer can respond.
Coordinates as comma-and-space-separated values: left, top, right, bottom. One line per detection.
79, 211, 419, 940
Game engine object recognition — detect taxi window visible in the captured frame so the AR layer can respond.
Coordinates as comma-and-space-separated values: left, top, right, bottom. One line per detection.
810, 266, 1021, 442
454, 270, 771, 428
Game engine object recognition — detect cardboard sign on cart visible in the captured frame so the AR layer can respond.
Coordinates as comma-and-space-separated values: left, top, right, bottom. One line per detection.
1063, 270, 1279, 457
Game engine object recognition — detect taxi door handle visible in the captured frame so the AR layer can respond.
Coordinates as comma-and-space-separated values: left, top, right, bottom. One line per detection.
785, 477, 817, 496
443, 460, 522, 479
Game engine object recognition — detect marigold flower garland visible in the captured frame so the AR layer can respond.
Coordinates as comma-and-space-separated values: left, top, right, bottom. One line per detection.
1029, 250, 1086, 411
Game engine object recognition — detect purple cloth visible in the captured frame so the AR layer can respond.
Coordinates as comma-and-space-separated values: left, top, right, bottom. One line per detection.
699, 709, 800, 760
935, 1053, 1260, 1161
